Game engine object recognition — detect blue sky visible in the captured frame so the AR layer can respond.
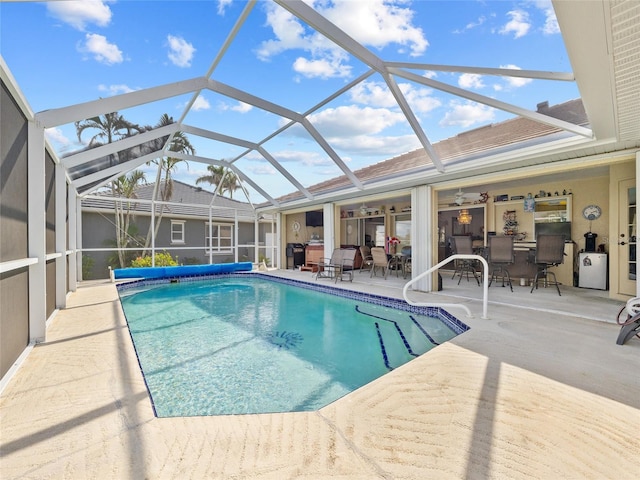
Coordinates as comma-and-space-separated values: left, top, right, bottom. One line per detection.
0, 0, 579, 202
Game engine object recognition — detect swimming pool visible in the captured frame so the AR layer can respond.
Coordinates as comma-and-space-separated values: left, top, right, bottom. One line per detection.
118, 273, 468, 417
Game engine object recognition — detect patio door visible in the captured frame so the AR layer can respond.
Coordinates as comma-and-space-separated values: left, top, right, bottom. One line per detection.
617, 178, 636, 296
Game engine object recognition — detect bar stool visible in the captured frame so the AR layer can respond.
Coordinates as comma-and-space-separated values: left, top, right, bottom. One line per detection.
488, 235, 514, 292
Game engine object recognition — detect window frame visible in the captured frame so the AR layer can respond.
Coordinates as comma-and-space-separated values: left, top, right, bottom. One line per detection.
170, 220, 186, 245
205, 222, 233, 254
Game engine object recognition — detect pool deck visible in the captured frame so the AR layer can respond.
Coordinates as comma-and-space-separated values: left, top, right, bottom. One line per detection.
1, 270, 639, 479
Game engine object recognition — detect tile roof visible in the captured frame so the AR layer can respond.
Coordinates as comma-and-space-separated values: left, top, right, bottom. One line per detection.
82, 180, 256, 221
275, 99, 588, 204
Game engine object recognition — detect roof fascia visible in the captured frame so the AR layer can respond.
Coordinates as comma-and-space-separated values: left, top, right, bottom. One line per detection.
62, 123, 179, 169
388, 66, 594, 139
35, 77, 210, 128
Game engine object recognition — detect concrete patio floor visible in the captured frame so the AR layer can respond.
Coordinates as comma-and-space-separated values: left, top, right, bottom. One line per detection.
1, 270, 639, 479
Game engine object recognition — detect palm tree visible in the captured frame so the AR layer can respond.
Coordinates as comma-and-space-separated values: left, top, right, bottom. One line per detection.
75, 112, 144, 268
75, 112, 142, 149
196, 165, 225, 189
111, 170, 147, 268
143, 114, 195, 252
196, 164, 241, 198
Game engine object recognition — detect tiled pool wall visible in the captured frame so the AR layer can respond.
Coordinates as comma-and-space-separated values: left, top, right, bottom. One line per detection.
116, 271, 470, 335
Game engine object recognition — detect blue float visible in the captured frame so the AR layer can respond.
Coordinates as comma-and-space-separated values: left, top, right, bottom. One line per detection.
113, 262, 253, 280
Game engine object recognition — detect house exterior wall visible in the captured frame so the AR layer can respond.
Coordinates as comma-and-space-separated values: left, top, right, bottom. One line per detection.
82, 211, 259, 279
0, 80, 30, 379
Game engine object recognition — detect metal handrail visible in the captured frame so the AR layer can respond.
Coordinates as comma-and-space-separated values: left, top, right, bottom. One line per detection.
402, 254, 489, 319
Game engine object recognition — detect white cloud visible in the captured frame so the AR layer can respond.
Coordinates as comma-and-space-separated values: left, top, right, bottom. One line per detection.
217, 0, 233, 16
218, 100, 252, 113
293, 56, 352, 79
46, 1, 112, 31
457, 15, 487, 34
349, 81, 440, 114
350, 81, 397, 108
167, 35, 195, 67
400, 83, 441, 114
269, 150, 334, 167
330, 134, 421, 157
499, 64, 533, 88
500, 10, 531, 39
257, 1, 428, 80
45, 127, 72, 148
246, 164, 278, 176
98, 84, 136, 95
318, 0, 428, 57
535, 0, 560, 35
192, 95, 211, 111
440, 101, 496, 128
256, 5, 312, 60
309, 105, 406, 138
231, 102, 252, 113
459, 73, 485, 89
79, 33, 123, 65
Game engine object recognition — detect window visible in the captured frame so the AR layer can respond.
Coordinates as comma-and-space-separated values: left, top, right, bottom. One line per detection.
171, 220, 185, 244
205, 222, 233, 253
394, 214, 412, 246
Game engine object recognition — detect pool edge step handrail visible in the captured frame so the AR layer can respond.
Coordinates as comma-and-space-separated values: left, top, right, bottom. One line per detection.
402, 254, 489, 320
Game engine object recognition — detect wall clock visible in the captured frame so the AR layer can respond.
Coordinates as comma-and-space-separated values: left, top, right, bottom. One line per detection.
292, 221, 301, 232
582, 204, 602, 221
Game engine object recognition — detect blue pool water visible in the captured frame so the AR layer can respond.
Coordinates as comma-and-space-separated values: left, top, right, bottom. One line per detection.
118, 274, 468, 417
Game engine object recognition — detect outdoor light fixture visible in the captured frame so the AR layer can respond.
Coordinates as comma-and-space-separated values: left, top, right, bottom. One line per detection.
458, 209, 472, 225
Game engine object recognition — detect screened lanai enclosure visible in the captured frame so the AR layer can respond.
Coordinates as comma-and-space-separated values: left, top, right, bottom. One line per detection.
2, 0, 640, 384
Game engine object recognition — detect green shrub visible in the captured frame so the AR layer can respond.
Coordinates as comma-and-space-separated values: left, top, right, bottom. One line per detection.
130, 251, 178, 268
82, 255, 95, 280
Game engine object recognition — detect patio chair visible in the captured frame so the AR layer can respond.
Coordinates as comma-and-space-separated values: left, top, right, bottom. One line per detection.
359, 245, 374, 274
450, 236, 480, 285
316, 248, 355, 283
487, 235, 514, 292
400, 246, 412, 279
370, 247, 392, 278
530, 234, 566, 296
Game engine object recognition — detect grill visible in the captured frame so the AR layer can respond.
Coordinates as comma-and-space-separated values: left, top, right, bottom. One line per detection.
286, 243, 305, 269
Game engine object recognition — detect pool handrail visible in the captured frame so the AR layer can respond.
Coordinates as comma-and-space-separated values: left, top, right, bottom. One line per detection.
402, 254, 489, 320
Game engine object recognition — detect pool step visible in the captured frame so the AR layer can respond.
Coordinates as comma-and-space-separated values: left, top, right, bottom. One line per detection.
357, 305, 432, 370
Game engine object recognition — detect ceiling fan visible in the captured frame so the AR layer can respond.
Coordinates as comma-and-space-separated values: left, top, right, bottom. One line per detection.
454, 189, 466, 206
